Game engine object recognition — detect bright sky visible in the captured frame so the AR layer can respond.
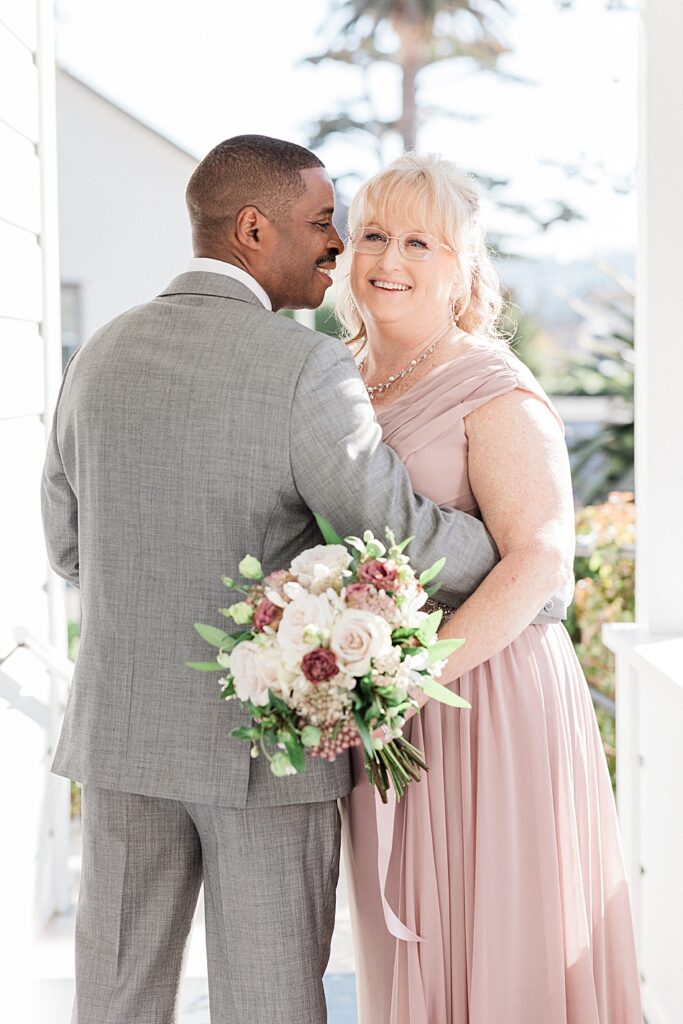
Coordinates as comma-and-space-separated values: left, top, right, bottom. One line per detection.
55, 0, 637, 261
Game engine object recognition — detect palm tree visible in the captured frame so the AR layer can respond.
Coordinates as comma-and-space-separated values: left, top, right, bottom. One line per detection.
306, 1, 581, 237
307, 0, 512, 156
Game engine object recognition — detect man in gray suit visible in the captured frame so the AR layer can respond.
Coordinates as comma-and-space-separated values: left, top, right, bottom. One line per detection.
42, 136, 563, 1023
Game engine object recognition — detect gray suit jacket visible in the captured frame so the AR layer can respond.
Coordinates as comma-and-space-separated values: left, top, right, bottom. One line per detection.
41, 273, 566, 807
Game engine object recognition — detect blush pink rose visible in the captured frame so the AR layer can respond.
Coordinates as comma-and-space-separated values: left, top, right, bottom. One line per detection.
253, 598, 283, 631
301, 648, 340, 684
263, 570, 295, 597
345, 582, 399, 624
358, 559, 398, 590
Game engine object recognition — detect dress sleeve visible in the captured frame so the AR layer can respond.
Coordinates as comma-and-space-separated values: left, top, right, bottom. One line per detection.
457, 348, 565, 436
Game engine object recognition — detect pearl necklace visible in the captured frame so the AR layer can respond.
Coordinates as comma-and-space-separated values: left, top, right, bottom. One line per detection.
358, 322, 455, 401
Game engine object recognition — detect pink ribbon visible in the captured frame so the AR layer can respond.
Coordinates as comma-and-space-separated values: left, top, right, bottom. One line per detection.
374, 786, 423, 943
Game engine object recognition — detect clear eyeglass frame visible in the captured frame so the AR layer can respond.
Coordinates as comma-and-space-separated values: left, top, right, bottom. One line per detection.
350, 226, 453, 262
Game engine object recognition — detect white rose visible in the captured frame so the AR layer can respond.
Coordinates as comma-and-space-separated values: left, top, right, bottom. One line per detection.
330, 609, 392, 677
290, 544, 352, 595
396, 658, 425, 693
277, 591, 334, 665
334, 670, 357, 691
397, 583, 429, 625
228, 641, 281, 707
373, 645, 403, 676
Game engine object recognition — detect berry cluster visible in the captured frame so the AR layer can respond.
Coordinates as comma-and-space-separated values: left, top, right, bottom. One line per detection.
308, 722, 362, 762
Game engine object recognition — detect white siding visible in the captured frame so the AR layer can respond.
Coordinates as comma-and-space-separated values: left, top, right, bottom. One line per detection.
0, 121, 41, 232
0, 219, 43, 321
0, 18, 39, 141
0, 1, 69, 1012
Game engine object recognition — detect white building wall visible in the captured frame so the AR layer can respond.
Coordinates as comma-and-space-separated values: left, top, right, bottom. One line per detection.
0, 0, 69, 1012
56, 69, 197, 347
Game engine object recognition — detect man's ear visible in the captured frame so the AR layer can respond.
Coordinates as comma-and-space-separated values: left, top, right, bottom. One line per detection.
235, 206, 269, 250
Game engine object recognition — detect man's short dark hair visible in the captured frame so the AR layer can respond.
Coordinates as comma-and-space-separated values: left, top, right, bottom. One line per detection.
186, 135, 325, 246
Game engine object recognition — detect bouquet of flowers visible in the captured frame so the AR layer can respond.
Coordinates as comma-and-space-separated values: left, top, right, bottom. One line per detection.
188, 516, 468, 801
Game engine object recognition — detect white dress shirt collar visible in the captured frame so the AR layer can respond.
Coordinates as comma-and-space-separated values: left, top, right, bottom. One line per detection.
185, 257, 272, 311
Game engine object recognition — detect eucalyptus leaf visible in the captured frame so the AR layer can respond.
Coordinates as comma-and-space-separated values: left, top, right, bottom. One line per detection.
194, 623, 230, 649
185, 661, 225, 672
419, 557, 446, 587
421, 674, 471, 709
426, 638, 465, 665
416, 610, 442, 646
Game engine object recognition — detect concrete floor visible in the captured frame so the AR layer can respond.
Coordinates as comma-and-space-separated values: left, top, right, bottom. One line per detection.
25, 817, 358, 1024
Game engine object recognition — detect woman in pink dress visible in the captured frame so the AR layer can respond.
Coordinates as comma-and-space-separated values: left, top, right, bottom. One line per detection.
337, 153, 643, 1024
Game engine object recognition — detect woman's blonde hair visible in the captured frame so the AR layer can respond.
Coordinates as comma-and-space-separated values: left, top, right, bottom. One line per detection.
335, 151, 508, 347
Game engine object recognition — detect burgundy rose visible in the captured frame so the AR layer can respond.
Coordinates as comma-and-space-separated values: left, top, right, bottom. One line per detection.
253, 598, 283, 631
358, 559, 398, 590
301, 648, 340, 684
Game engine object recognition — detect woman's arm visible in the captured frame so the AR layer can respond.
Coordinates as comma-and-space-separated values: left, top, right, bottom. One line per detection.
411, 388, 575, 710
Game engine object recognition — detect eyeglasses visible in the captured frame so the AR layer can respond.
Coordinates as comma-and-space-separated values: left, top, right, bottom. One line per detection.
350, 227, 453, 262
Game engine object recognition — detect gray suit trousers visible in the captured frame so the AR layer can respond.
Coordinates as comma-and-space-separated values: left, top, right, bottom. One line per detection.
72, 786, 341, 1023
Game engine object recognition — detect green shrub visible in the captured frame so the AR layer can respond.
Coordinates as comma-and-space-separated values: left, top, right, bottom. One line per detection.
569, 492, 636, 789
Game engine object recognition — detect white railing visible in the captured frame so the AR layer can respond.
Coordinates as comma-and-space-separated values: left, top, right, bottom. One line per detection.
603, 624, 683, 1024
3, 626, 73, 915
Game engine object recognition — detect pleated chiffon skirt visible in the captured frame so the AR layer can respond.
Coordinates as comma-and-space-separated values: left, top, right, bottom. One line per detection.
341, 623, 643, 1024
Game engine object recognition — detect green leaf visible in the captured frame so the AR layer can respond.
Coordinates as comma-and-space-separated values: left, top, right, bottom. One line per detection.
194, 623, 230, 649
391, 626, 419, 641
301, 725, 322, 747
269, 690, 289, 714
314, 513, 345, 546
426, 638, 465, 665
285, 737, 307, 773
270, 751, 295, 777
396, 535, 414, 553
231, 726, 261, 740
419, 557, 446, 587
185, 660, 225, 672
425, 583, 442, 598
222, 576, 234, 588
416, 610, 442, 646
352, 708, 374, 756
421, 675, 471, 709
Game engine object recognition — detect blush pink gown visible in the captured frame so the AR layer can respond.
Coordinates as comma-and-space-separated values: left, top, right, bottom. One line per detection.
341, 345, 643, 1024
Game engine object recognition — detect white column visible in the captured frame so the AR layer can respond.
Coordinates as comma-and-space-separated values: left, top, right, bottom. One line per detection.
604, 5, 683, 1019
635, 0, 683, 634
37, 0, 71, 918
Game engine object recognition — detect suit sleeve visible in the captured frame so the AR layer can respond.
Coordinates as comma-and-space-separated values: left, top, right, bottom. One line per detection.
289, 339, 499, 609
41, 357, 80, 588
